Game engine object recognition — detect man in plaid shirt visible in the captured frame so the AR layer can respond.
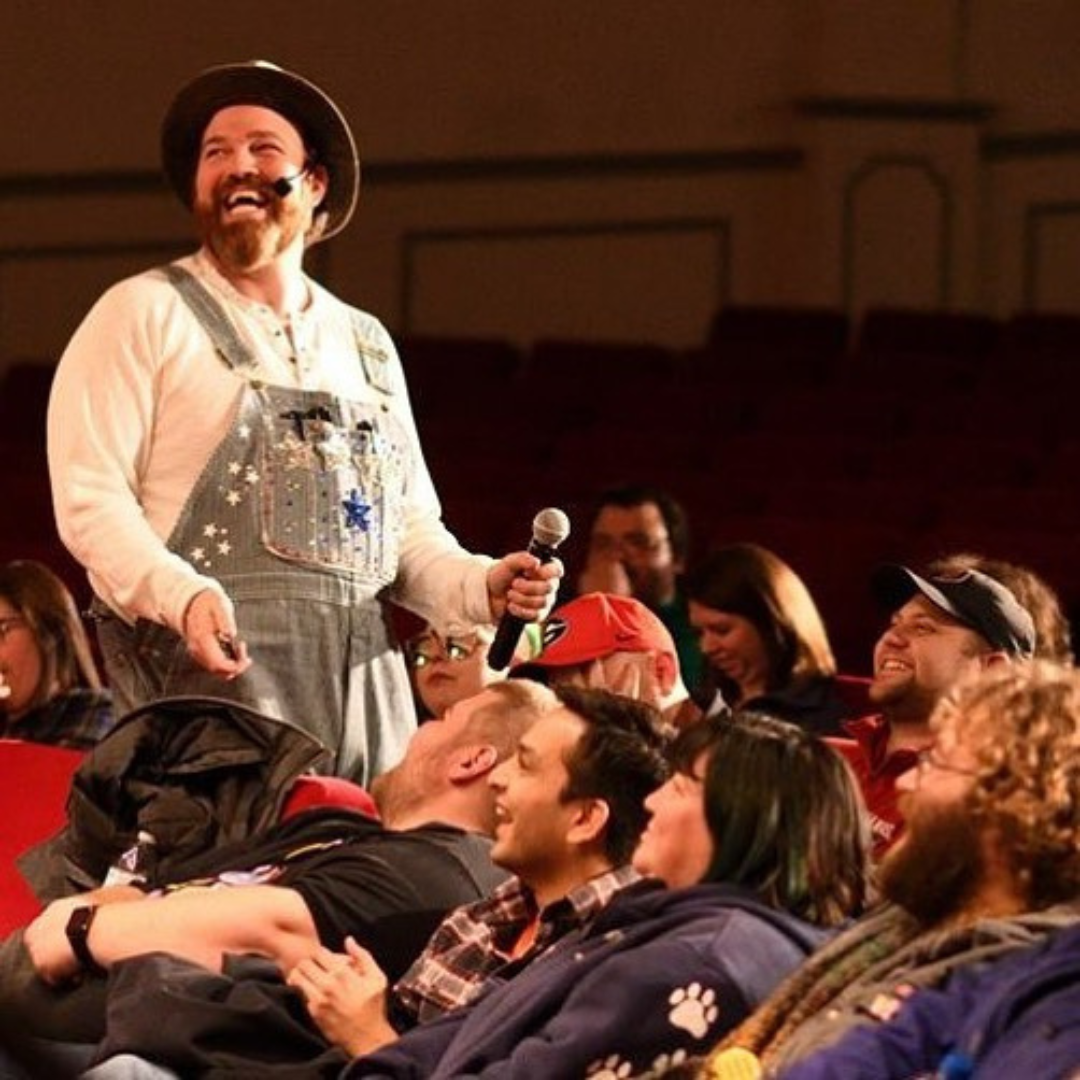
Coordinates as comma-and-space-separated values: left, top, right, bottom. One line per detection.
293, 683, 670, 1048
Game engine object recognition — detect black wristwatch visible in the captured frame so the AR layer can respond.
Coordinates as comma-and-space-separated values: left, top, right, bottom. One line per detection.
65, 905, 107, 977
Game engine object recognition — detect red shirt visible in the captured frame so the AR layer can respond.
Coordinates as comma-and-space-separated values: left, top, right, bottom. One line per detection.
828, 714, 924, 858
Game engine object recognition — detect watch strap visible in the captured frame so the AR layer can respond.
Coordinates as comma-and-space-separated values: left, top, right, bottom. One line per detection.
65, 905, 107, 977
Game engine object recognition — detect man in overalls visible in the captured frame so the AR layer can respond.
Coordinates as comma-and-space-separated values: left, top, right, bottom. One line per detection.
47, 61, 561, 783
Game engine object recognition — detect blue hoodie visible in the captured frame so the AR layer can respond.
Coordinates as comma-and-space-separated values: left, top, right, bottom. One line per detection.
345, 879, 829, 1079
782, 920, 1080, 1080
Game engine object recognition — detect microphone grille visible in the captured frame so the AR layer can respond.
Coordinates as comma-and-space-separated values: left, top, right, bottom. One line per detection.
532, 507, 571, 548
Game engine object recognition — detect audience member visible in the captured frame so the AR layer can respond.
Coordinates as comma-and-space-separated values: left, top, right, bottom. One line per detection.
269, 710, 871, 1078
76, 684, 669, 1074
685, 660, 1080, 1079
779, 920, 1080, 1080
0, 680, 552, 1071
46, 60, 559, 785
405, 621, 539, 720
684, 543, 850, 734
835, 560, 1035, 855
0, 560, 113, 749
513, 592, 697, 729
578, 484, 704, 691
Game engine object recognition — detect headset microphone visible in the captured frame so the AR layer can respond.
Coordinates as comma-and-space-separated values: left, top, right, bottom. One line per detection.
271, 168, 308, 198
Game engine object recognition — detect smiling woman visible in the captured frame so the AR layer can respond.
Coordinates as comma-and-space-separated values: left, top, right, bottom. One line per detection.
685, 544, 852, 736
0, 560, 114, 748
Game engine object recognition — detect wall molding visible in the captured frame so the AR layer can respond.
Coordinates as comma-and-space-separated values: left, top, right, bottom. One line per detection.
1023, 200, 1080, 309
842, 156, 953, 312
399, 217, 731, 334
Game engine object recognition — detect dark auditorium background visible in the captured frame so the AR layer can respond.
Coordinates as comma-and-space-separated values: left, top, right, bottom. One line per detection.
2, 1, 1080, 671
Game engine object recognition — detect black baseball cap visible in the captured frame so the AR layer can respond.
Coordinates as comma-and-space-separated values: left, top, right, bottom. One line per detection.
872, 564, 1036, 658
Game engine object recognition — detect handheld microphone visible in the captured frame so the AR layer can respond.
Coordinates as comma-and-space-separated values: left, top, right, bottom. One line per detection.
487, 507, 571, 671
271, 167, 308, 198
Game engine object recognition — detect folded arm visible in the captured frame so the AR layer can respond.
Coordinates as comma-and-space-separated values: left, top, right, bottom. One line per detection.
25, 884, 319, 985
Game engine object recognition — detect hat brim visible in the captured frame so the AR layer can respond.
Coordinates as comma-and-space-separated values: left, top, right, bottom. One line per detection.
871, 565, 962, 623
161, 61, 359, 243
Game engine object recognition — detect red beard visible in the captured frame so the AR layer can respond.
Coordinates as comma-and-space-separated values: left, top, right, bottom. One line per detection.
195, 176, 306, 271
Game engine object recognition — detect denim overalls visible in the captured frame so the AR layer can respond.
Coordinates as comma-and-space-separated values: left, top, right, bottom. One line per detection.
95, 265, 416, 783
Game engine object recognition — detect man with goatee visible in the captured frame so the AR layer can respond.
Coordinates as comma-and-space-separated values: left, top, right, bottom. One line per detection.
674, 659, 1080, 1079
46, 61, 560, 786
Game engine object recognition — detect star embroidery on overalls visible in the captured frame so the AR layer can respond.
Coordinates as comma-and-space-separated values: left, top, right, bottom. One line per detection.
244, 467, 260, 485
342, 489, 372, 532
237, 423, 252, 439
203, 523, 219, 538
217, 540, 232, 556
225, 490, 243, 506
227, 461, 243, 476
190, 546, 206, 563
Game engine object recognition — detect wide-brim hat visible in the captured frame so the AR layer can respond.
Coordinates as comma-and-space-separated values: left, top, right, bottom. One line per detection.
161, 60, 359, 243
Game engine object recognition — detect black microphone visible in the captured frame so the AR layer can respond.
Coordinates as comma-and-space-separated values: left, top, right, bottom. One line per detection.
487, 508, 571, 671
271, 167, 308, 198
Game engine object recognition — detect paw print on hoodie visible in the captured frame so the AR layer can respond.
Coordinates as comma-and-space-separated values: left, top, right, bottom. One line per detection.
586, 1054, 633, 1078
668, 981, 719, 1038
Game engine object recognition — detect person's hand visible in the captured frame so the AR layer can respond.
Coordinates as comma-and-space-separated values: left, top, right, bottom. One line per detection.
486, 551, 563, 623
182, 589, 252, 677
24, 896, 92, 985
286, 938, 397, 1057
577, 555, 633, 598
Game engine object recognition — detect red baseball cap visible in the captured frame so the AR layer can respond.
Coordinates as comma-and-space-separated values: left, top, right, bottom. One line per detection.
516, 593, 678, 672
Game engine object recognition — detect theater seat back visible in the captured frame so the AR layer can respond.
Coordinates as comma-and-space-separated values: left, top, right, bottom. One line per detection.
0, 739, 84, 936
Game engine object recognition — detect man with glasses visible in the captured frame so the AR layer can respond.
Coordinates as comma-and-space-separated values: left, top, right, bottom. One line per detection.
688, 659, 1080, 1079
831, 561, 1036, 856
578, 485, 702, 692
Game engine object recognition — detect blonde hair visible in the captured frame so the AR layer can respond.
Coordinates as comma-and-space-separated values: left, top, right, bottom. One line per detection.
932, 660, 1080, 906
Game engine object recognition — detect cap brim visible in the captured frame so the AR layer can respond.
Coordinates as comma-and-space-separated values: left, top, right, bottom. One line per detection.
161, 61, 359, 243
871, 564, 964, 623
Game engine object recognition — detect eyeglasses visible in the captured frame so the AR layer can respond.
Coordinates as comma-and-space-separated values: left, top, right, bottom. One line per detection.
589, 532, 669, 557
0, 616, 27, 642
409, 636, 480, 669
913, 746, 978, 778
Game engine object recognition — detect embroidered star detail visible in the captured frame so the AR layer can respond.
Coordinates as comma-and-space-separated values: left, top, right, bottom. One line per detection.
190, 546, 206, 562
237, 424, 252, 439
225, 490, 242, 506
342, 489, 372, 532
217, 540, 232, 556
203, 523, 219, 538
227, 461, 243, 476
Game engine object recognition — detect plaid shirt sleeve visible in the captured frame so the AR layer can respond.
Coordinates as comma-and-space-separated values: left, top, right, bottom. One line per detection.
392, 876, 537, 1026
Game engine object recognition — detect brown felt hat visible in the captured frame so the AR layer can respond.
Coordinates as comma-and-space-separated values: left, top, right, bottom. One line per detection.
161, 60, 359, 242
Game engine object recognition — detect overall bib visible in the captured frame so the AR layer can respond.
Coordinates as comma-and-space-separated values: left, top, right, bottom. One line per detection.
96, 265, 416, 783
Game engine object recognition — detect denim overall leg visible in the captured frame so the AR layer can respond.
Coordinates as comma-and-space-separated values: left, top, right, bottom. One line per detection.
95, 266, 415, 783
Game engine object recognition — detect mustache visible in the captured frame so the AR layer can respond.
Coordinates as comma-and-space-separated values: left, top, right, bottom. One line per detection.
211, 176, 278, 209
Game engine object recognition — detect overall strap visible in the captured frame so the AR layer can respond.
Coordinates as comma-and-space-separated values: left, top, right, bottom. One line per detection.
350, 311, 398, 397
162, 263, 258, 372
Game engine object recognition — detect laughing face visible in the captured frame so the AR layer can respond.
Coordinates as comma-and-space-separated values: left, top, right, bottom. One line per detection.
632, 751, 712, 887
869, 595, 994, 722
0, 600, 42, 721
193, 104, 326, 271
487, 708, 589, 886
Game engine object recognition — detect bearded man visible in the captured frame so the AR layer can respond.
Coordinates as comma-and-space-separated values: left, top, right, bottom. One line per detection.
670, 659, 1080, 1079
47, 61, 560, 784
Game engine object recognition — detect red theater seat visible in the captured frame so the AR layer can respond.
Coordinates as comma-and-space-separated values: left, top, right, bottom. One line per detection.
0, 739, 84, 936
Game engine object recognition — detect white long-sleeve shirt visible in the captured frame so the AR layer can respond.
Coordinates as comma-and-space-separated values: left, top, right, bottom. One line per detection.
47, 250, 492, 633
